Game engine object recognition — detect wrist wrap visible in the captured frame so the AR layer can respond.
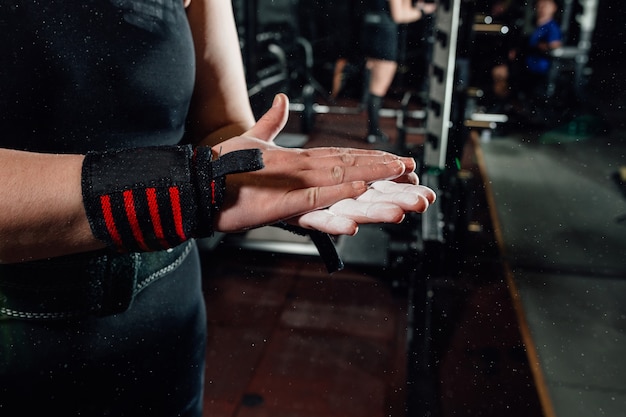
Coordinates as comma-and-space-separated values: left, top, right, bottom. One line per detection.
82, 145, 263, 252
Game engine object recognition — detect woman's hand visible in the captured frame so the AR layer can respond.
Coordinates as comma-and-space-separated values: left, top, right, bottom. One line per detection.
208, 94, 435, 234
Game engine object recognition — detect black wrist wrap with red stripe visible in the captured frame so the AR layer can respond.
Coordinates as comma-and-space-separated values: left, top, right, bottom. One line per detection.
82, 145, 263, 252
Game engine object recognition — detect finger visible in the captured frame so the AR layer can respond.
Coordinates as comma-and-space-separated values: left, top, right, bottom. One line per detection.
327, 199, 406, 223
337, 159, 409, 184
355, 188, 429, 213
308, 149, 417, 174
370, 180, 437, 205
391, 171, 419, 185
382, 172, 418, 185
296, 210, 359, 236
248, 181, 368, 223
244, 93, 290, 143
260, 151, 410, 186
298, 146, 413, 163
369, 180, 420, 193
267, 146, 417, 174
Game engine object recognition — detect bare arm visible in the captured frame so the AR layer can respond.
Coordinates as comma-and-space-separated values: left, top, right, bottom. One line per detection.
185, 0, 256, 145
388, 0, 436, 24
543, 39, 563, 51
0, 149, 104, 263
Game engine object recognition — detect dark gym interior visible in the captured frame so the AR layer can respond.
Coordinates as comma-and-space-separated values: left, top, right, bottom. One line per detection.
199, 1, 626, 416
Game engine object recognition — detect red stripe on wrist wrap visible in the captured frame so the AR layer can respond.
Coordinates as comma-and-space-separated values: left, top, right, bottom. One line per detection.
82, 145, 264, 252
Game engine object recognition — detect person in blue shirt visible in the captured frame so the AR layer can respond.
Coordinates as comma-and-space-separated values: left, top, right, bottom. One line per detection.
518, 0, 563, 108
498, 0, 562, 125
525, 0, 563, 77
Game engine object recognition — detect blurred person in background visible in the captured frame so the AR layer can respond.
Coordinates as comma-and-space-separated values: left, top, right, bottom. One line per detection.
361, 0, 436, 143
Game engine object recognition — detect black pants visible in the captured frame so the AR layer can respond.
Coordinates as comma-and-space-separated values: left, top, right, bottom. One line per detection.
361, 11, 399, 62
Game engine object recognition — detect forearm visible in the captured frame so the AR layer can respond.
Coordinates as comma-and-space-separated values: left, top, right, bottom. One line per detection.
389, 0, 424, 24
547, 40, 562, 50
0, 148, 104, 263
185, 0, 256, 146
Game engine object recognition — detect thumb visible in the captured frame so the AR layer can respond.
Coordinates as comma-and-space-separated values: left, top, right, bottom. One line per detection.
245, 93, 290, 143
